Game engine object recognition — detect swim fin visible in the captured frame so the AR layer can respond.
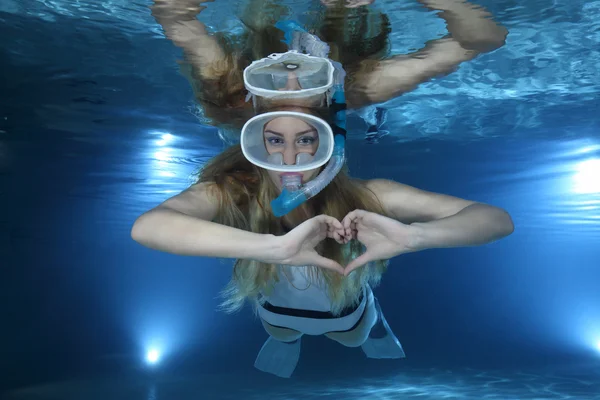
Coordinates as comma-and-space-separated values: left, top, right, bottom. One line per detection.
365, 107, 389, 144
361, 298, 406, 359
254, 336, 302, 378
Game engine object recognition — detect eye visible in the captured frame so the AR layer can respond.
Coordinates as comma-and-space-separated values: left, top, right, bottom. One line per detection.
266, 137, 284, 146
297, 136, 317, 145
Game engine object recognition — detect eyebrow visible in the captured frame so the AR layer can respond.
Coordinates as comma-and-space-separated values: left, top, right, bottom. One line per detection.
264, 128, 318, 137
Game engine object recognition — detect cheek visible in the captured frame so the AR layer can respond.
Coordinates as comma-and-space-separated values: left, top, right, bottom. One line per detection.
264, 141, 275, 153
303, 168, 321, 181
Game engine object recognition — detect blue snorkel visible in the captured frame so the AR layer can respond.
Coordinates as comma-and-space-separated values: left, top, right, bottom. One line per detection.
267, 20, 348, 217
270, 72, 347, 217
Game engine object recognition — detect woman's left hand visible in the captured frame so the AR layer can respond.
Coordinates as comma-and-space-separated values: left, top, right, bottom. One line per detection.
341, 209, 418, 275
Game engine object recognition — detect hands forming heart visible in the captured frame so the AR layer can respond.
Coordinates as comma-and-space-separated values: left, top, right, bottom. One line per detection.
274, 210, 418, 276
340, 209, 418, 274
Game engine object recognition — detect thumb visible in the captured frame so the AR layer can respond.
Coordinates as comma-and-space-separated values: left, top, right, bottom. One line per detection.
312, 254, 345, 275
344, 252, 373, 276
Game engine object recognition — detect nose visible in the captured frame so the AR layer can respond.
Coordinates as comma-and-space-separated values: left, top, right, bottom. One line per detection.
282, 145, 298, 166
284, 72, 302, 91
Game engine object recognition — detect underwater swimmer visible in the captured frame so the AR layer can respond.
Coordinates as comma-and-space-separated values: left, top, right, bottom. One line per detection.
132, 48, 514, 377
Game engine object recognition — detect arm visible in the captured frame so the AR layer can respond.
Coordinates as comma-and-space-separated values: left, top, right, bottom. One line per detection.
150, 0, 226, 76
131, 182, 278, 260
366, 178, 514, 250
348, 0, 508, 106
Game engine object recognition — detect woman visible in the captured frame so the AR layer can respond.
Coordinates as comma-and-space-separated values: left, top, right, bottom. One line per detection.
150, 0, 508, 133
131, 48, 514, 377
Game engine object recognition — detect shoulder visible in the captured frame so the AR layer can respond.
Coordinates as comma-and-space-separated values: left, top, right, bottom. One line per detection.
364, 178, 408, 193
344, 177, 405, 206
160, 181, 221, 221
363, 178, 415, 204
362, 178, 411, 213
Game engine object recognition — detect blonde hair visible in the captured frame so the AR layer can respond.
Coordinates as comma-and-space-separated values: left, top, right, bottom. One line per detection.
196, 144, 389, 316
183, 2, 394, 314
179, 33, 256, 131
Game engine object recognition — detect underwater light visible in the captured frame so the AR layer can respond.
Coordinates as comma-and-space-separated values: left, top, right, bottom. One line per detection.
156, 133, 174, 146
572, 159, 600, 194
146, 348, 161, 365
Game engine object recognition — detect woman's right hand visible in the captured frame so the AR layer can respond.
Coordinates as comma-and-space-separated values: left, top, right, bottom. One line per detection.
151, 0, 213, 20
265, 215, 346, 274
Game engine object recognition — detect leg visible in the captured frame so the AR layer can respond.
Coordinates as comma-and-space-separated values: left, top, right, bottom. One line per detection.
260, 318, 303, 342
324, 288, 378, 347
325, 291, 405, 359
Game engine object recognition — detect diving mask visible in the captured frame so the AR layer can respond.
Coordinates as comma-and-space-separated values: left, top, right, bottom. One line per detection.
240, 110, 345, 217
240, 111, 334, 173
243, 51, 335, 105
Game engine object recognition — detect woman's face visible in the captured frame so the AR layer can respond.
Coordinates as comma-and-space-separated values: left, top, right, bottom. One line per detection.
267, 71, 327, 109
263, 116, 321, 190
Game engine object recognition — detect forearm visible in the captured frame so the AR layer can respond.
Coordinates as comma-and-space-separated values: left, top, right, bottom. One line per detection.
151, 0, 224, 63
417, 0, 508, 52
410, 203, 514, 251
131, 207, 278, 260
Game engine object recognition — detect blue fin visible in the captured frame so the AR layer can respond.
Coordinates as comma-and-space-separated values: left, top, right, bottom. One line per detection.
361, 298, 406, 359
254, 336, 302, 378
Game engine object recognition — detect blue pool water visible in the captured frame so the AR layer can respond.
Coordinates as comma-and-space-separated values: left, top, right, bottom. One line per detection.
1, 0, 599, 398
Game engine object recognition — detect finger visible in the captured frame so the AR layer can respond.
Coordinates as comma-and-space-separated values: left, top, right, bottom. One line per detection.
343, 222, 353, 238
326, 223, 344, 239
343, 225, 357, 242
343, 211, 366, 237
342, 210, 359, 229
343, 227, 357, 242
330, 228, 343, 243
344, 252, 373, 276
328, 229, 344, 244
335, 230, 346, 243
313, 255, 345, 274
326, 222, 343, 234
319, 214, 343, 230
322, 216, 345, 242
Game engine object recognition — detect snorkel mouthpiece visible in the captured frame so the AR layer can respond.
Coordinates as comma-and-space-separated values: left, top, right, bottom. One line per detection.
271, 133, 346, 217
281, 174, 303, 191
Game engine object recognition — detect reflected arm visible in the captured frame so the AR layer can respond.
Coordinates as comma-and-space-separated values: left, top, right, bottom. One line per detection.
347, 0, 508, 107
150, 0, 226, 76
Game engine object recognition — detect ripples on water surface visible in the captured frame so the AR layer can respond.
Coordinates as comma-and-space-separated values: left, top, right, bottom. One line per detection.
1, 0, 598, 235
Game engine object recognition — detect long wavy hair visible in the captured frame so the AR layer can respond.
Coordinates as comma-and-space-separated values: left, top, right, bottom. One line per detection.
195, 143, 389, 316
182, 1, 392, 314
